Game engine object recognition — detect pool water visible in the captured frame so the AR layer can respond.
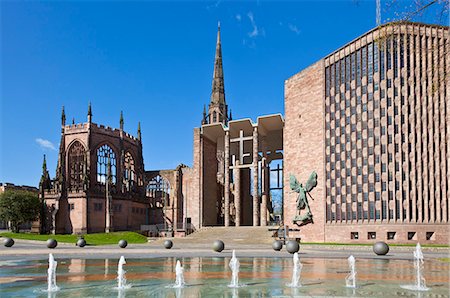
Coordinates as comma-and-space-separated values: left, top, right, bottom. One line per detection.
1, 257, 448, 297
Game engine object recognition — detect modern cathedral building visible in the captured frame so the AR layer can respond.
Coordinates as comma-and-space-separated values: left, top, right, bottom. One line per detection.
285, 22, 449, 244
40, 22, 448, 244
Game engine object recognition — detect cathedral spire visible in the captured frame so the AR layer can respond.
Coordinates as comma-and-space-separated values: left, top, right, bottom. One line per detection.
137, 121, 141, 141
210, 22, 225, 106
42, 154, 47, 173
61, 106, 66, 126
202, 104, 207, 125
120, 111, 124, 130
87, 102, 92, 123
40, 154, 50, 191
206, 23, 229, 125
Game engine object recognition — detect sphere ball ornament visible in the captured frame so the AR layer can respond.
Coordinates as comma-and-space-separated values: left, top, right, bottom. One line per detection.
3, 237, 14, 247
164, 240, 173, 249
76, 238, 86, 247
118, 239, 128, 248
212, 240, 225, 252
286, 240, 300, 254
272, 240, 283, 251
47, 239, 58, 249
373, 241, 389, 255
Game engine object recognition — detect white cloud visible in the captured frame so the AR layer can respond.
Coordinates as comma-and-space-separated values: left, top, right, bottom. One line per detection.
236, 14, 241, 21
247, 12, 264, 38
36, 138, 56, 151
288, 23, 300, 35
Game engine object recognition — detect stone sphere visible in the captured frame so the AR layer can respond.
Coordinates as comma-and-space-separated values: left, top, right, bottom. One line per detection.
3, 237, 14, 247
164, 240, 173, 249
47, 239, 58, 249
286, 240, 300, 254
76, 238, 86, 247
373, 241, 389, 255
118, 239, 128, 248
212, 240, 225, 252
272, 240, 283, 251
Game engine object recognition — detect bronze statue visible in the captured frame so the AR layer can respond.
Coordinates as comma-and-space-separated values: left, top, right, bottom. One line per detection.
289, 171, 318, 226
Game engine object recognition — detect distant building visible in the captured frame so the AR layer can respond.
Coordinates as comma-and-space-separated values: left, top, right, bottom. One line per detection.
285, 22, 449, 244
0, 182, 39, 194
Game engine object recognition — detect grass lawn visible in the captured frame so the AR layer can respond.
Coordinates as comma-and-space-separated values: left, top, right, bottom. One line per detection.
0, 231, 148, 245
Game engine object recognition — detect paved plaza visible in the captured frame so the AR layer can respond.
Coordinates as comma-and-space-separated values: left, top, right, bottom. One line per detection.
1, 238, 448, 262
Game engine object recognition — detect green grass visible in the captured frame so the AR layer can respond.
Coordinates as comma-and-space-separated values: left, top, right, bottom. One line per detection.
0, 232, 148, 245
438, 258, 450, 263
300, 242, 449, 248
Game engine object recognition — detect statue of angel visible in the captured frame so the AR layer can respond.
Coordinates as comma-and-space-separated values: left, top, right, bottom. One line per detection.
289, 171, 318, 226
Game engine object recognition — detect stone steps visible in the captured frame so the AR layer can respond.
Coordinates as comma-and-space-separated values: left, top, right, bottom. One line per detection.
173, 226, 274, 245
155, 227, 274, 248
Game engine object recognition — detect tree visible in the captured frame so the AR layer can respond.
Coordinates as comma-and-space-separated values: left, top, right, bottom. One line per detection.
0, 190, 40, 233
383, 0, 449, 25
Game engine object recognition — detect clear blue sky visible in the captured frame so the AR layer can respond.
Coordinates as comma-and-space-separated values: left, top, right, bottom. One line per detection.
0, 1, 447, 187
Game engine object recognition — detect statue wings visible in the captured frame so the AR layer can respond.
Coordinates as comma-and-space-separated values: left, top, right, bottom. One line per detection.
304, 171, 318, 192
290, 172, 317, 193
289, 174, 301, 192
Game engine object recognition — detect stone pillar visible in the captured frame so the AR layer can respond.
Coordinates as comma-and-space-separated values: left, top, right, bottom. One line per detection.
105, 189, 112, 233
261, 157, 268, 226
105, 158, 113, 233
173, 170, 179, 231
224, 131, 230, 227
252, 126, 259, 226
234, 160, 241, 226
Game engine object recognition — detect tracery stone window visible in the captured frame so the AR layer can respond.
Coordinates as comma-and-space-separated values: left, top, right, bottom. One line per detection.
146, 175, 170, 208
68, 141, 85, 190
97, 144, 116, 184
123, 151, 135, 191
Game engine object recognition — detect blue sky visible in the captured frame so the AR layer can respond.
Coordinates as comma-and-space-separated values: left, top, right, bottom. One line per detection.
1, 1, 447, 187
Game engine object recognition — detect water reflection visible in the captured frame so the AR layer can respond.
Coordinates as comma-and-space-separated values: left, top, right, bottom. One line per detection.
68, 259, 86, 282
1, 257, 449, 298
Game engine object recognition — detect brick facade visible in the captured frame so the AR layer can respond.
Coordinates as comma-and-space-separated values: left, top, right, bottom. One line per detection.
284, 22, 449, 244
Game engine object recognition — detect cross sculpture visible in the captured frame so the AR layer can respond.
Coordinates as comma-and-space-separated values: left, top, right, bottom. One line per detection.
230, 130, 252, 166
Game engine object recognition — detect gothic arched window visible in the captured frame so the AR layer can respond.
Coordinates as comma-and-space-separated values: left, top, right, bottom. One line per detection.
146, 175, 170, 198
123, 151, 135, 191
68, 141, 85, 190
213, 111, 217, 122
97, 144, 116, 184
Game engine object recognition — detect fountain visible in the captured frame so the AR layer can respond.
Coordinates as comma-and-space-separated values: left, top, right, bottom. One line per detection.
345, 255, 357, 288
47, 253, 59, 292
3, 256, 450, 297
287, 252, 303, 287
228, 250, 240, 288
117, 256, 130, 290
174, 260, 185, 288
401, 243, 429, 291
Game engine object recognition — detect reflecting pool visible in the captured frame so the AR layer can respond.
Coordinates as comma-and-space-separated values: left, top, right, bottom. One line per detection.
1, 257, 449, 297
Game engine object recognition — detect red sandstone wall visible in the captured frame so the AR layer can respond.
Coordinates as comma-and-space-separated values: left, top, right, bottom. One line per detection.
202, 136, 219, 225
284, 60, 326, 242
67, 195, 87, 233
185, 128, 201, 230
88, 198, 106, 233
